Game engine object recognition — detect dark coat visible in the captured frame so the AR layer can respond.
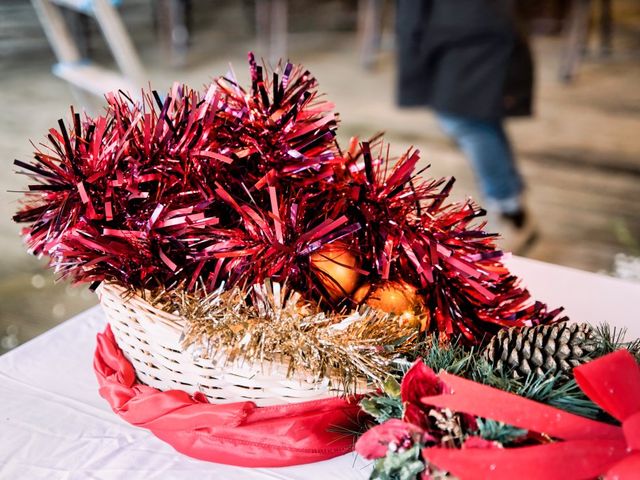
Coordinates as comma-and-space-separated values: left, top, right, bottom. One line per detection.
396, 0, 534, 120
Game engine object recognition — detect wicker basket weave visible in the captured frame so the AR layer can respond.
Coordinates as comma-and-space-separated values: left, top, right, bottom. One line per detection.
97, 283, 357, 406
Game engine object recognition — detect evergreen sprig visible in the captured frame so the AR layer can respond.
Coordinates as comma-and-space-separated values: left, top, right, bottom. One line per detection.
407, 334, 605, 419
360, 325, 638, 480
409, 337, 476, 376
475, 418, 527, 444
593, 323, 640, 360
371, 444, 425, 480
361, 395, 404, 424
361, 376, 404, 424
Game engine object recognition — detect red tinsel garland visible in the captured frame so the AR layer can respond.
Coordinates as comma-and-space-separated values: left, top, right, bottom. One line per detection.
13, 53, 564, 343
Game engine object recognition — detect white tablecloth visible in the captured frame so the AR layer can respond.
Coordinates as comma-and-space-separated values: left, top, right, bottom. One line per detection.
1, 257, 639, 479
505, 256, 640, 339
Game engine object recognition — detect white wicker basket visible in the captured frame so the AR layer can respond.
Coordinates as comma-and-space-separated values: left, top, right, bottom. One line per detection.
97, 283, 358, 406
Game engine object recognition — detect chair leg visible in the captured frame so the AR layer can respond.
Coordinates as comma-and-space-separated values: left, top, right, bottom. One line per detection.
255, 0, 270, 60
270, 0, 287, 63
600, 0, 612, 57
255, 0, 287, 65
558, 0, 592, 84
154, 0, 189, 67
92, 0, 145, 84
168, 0, 189, 67
358, 0, 384, 70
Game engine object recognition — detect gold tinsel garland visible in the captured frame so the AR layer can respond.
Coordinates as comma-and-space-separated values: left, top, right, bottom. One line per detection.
145, 280, 422, 394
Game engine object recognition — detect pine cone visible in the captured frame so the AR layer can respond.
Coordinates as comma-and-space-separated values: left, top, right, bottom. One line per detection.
483, 322, 597, 379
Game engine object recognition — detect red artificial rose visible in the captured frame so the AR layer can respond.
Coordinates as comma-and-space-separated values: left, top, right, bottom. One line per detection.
401, 360, 446, 407
403, 402, 430, 430
355, 419, 429, 459
400, 360, 458, 433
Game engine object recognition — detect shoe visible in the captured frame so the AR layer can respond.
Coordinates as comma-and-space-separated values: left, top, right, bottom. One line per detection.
486, 209, 538, 255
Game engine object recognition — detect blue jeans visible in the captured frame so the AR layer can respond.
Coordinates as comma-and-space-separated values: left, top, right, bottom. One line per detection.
436, 112, 524, 214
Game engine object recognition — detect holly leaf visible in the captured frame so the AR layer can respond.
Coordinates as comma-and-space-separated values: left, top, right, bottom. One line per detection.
383, 375, 402, 397
361, 395, 403, 424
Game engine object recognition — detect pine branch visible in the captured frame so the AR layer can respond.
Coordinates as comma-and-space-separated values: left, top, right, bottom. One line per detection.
408, 336, 605, 419
592, 323, 640, 360
405, 335, 477, 376
381, 326, 635, 431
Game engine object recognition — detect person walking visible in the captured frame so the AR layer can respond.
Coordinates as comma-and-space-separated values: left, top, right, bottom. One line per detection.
396, 0, 537, 253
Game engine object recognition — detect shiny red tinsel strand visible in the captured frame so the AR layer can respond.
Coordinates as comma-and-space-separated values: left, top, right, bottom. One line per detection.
13, 53, 563, 343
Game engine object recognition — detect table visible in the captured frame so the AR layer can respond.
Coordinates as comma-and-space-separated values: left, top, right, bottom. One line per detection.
2, 257, 639, 479
505, 256, 640, 339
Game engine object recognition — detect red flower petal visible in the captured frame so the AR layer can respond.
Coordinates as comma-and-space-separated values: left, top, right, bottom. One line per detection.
404, 403, 430, 431
401, 360, 445, 407
355, 419, 426, 459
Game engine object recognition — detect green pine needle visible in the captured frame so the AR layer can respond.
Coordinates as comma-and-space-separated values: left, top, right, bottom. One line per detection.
408, 335, 476, 376
592, 323, 640, 360
371, 444, 425, 480
475, 418, 527, 444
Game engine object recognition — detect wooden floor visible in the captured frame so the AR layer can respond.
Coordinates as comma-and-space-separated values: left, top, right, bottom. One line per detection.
0, 0, 639, 353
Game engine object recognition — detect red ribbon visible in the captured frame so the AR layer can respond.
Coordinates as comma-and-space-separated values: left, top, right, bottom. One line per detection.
94, 325, 364, 467
420, 350, 640, 480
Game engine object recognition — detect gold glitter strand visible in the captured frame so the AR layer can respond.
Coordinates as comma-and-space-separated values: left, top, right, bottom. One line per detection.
146, 280, 423, 395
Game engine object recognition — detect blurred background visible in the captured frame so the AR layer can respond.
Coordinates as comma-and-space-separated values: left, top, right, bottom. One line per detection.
1, 0, 639, 354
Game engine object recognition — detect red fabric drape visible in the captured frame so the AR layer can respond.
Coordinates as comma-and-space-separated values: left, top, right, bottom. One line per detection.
94, 325, 364, 467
